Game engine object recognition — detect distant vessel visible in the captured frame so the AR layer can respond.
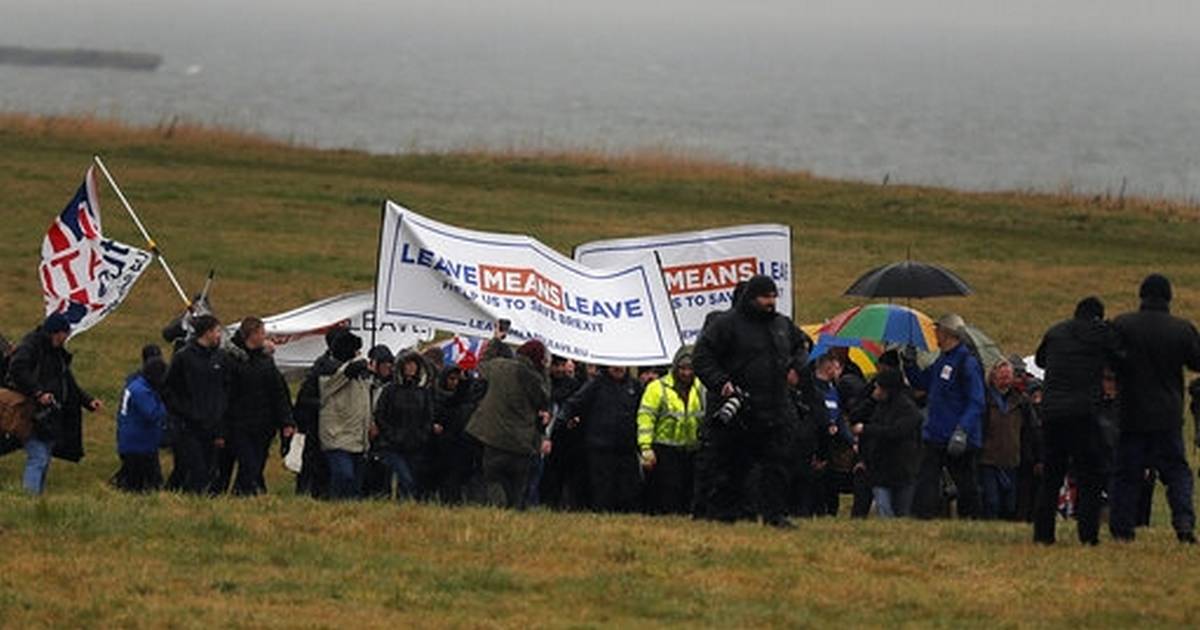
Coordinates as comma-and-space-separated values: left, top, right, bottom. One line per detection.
0, 45, 161, 71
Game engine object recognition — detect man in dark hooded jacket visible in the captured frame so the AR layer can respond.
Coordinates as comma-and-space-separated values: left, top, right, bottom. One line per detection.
6, 314, 101, 494
1110, 274, 1200, 543
692, 274, 810, 528
560, 365, 643, 512
431, 365, 482, 503
1032, 296, 1121, 545
373, 351, 436, 500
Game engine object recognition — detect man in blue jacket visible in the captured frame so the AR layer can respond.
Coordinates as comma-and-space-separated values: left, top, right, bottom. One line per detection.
904, 313, 986, 519
114, 352, 169, 492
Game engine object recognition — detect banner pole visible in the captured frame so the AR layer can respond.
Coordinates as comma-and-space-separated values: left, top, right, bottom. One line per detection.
92, 155, 192, 309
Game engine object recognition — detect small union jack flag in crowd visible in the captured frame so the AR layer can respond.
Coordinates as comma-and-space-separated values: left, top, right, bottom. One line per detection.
442, 335, 484, 371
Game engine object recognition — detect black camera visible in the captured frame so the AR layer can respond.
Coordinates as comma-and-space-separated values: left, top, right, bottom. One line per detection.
716, 387, 749, 425
32, 399, 62, 439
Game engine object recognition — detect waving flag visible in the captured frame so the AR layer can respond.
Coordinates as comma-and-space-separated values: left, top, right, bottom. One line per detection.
441, 335, 484, 371
40, 166, 152, 338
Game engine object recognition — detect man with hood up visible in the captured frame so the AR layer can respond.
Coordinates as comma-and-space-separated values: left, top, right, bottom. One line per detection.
560, 364, 643, 513
373, 351, 436, 500
1110, 274, 1200, 543
692, 274, 810, 528
637, 345, 704, 515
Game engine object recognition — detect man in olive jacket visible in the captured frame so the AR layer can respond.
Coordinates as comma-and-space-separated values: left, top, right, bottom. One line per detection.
465, 333, 551, 510
1110, 274, 1200, 543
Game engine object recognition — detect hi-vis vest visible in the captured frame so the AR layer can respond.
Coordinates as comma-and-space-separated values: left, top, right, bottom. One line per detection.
637, 372, 704, 451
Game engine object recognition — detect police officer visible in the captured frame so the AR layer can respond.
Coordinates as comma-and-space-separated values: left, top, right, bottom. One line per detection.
693, 275, 810, 528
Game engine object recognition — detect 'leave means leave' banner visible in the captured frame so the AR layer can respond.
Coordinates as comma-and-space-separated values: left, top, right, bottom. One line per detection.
574, 224, 792, 342
374, 202, 683, 366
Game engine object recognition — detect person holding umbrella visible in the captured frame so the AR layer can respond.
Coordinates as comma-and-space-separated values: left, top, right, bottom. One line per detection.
902, 313, 986, 519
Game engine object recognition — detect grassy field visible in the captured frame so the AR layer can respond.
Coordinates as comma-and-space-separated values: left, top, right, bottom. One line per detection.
3, 113, 1200, 627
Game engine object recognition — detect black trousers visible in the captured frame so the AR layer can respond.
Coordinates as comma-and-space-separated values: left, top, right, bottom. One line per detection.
1033, 415, 1108, 544
482, 446, 532, 510
1110, 429, 1195, 539
643, 444, 696, 515
914, 443, 981, 519
587, 449, 640, 513
695, 421, 791, 523
114, 453, 163, 493
296, 432, 330, 499
171, 429, 217, 495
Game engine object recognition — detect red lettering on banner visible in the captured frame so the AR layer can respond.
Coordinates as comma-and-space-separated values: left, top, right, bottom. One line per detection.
478, 265, 564, 310
662, 257, 757, 295
48, 250, 83, 290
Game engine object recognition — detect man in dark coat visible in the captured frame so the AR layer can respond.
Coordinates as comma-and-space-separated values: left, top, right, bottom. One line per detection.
1110, 275, 1200, 543
373, 351, 436, 500
5, 313, 101, 494
560, 365, 643, 512
1031, 296, 1122, 544
852, 368, 922, 517
693, 274, 810, 528
539, 356, 588, 510
163, 314, 230, 494
215, 317, 292, 496
431, 365, 482, 504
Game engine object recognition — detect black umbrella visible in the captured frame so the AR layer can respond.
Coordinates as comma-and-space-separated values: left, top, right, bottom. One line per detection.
844, 260, 972, 299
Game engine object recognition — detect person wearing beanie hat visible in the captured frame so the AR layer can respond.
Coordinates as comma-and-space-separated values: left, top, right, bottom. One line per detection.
6, 315, 101, 495
851, 367, 921, 518
290, 326, 358, 498
693, 273, 809, 528
1032, 296, 1122, 544
316, 330, 375, 500
1109, 274, 1200, 543
465, 325, 551, 509
113, 347, 169, 493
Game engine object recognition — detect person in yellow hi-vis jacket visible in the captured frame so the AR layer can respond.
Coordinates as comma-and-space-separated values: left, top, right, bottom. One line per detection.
638, 345, 704, 515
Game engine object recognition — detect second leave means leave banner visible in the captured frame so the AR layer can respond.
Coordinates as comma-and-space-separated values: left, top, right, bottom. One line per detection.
574, 224, 792, 343
374, 202, 683, 366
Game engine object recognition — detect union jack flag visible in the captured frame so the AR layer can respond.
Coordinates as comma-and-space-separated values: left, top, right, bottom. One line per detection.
441, 335, 484, 371
40, 166, 152, 338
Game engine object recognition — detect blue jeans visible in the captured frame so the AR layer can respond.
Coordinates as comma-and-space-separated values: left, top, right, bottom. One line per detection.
23, 438, 54, 495
375, 451, 418, 500
325, 450, 364, 500
979, 465, 1017, 520
872, 483, 916, 518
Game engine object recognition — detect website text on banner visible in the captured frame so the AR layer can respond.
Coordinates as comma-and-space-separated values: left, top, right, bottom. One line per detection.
574, 224, 791, 343
257, 291, 433, 374
373, 202, 683, 366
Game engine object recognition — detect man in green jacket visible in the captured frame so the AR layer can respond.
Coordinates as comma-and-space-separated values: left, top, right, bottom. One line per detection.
465, 330, 551, 509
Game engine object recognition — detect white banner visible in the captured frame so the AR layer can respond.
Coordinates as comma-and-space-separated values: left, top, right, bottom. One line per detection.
374, 202, 683, 366
257, 291, 434, 373
41, 166, 152, 339
574, 224, 792, 343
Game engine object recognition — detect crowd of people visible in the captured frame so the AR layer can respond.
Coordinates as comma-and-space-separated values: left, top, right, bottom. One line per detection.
3, 272, 1200, 545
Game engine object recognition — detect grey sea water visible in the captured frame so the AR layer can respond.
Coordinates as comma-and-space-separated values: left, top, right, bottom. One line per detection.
2, 0, 1197, 198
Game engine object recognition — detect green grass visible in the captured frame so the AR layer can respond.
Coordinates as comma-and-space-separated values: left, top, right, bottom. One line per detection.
3, 113, 1200, 627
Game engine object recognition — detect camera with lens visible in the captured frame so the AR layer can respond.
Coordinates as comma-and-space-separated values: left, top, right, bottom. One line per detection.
32, 399, 62, 439
715, 386, 749, 425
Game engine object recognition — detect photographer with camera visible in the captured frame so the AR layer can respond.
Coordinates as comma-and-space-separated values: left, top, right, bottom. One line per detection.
6, 313, 102, 495
693, 275, 810, 528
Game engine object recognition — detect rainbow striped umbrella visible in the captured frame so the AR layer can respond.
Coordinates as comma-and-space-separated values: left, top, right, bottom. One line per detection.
817, 303, 938, 352
800, 324, 885, 376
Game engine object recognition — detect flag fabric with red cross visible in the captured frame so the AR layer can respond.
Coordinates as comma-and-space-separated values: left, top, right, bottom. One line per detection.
40, 166, 152, 339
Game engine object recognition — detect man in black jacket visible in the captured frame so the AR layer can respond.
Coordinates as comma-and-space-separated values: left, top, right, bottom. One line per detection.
1032, 296, 1122, 544
560, 365, 643, 513
1110, 275, 1200, 543
373, 351, 436, 500
852, 368, 922, 518
6, 314, 101, 494
164, 314, 230, 494
693, 274, 810, 528
217, 317, 292, 496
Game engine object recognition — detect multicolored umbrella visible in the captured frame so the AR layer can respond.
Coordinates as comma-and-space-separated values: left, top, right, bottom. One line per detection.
800, 324, 885, 376
817, 303, 938, 352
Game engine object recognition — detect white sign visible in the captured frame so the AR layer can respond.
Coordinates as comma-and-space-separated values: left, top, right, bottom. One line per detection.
41, 166, 152, 339
574, 224, 792, 342
258, 291, 434, 373
374, 202, 683, 366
